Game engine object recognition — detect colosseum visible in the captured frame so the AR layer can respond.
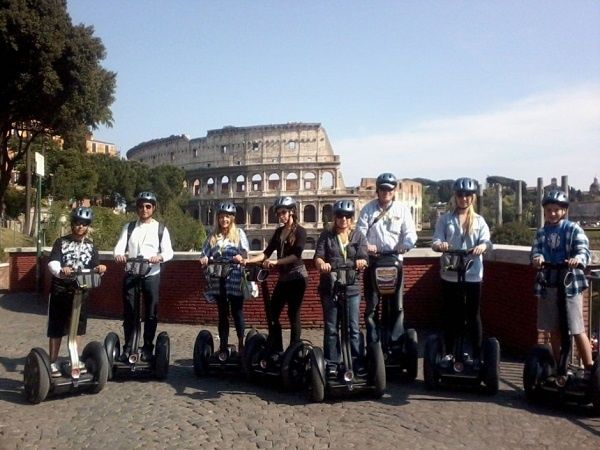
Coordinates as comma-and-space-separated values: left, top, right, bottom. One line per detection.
126, 123, 422, 250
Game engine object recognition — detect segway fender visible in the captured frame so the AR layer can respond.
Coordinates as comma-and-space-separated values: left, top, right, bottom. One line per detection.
309, 346, 326, 386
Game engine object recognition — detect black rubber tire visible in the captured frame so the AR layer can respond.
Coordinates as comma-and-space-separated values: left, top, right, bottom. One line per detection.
281, 341, 311, 391
193, 330, 213, 377
23, 348, 50, 404
82, 341, 109, 394
309, 348, 325, 403
404, 329, 419, 382
104, 332, 120, 380
245, 328, 258, 344
590, 360, 600, 415
482, 337, 500, 395
368, 341, 386, 398
523, 344, 554, 403
154, 332, 170, 380
424, 335, 442, 390
243, 333, 267, 381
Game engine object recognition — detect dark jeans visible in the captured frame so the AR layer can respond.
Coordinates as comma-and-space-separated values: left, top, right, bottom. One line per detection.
216, 294, 244, 351
268, 277, 307, 352
441, 279, 482, 358
122, 273, 160, 351
322, 293, 360, 362
364, 267, 404, 345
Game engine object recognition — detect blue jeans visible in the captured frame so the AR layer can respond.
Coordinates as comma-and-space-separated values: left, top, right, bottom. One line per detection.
322, 293, 361, 363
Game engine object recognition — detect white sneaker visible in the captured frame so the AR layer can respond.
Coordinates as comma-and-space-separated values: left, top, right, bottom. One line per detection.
50, 362, 61, 377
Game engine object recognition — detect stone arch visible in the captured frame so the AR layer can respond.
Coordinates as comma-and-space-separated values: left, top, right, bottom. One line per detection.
285, 172, 299, 191
235, 205, 246, 224
221, 175, 230, 194
268, 206, 278, 224
322, 204, 333, 226
303, 171, 316, 190
268, 173, 280, 191
251, 174, 262, 192
206, 177, 215, 195
305, 237, 316, 250
303, 204, 316, 223
321, 171, 334, 189
250, 206, 262, 224
193, 179, 200, 196
251, 239, 262, 251
236, 174, 246, 192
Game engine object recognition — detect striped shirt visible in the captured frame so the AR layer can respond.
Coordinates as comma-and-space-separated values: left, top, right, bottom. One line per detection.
531, 219, 590, 297
356, 199, 417, 258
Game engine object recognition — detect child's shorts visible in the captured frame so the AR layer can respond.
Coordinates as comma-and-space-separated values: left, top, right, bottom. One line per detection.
47, 290, 88, 338
537, 288, 584, 334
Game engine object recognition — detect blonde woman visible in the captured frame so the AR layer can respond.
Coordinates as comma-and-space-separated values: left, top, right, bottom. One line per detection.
314, 200, 368, 366
432, 178, 492, 360
200, 202, 249, 354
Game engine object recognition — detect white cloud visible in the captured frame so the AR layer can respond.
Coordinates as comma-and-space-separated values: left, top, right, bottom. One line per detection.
335, 83, 600, 190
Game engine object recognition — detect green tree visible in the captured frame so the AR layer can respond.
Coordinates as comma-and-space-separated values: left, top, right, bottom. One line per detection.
159, 202, 206, 251
0, 0, 115, 215
491, 222, 534, 246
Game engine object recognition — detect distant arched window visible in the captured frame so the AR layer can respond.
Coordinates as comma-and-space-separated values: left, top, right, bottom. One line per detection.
305, 237, 316, 250
321, 171, 334, 189
236, 174, 245, 192
268, 173, 280, 191
206, 178, 215, 194
251, 239, 262, 251
251, 206, 262, 224
221, 175, 229, 194
251, 174, 262, 192
322, 204, 333, 226
236, 206, 246, 224
286, 172, 299, 191
303, 205, 316, 223
193, 179, 200, 196
304, 172, 316, 190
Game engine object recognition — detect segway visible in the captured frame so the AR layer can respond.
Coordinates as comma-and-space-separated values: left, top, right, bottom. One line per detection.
23, 269, 109, 404
193, 257, 258, 376
104, 257, 170, 380
309, 263, 385, 402
369, 252, 418, 381
523, 264, 600, 414
424, 249, 500, 394
243, 263, 312, 390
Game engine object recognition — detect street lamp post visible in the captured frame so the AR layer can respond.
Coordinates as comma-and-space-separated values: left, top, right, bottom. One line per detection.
34, 150, 45, 293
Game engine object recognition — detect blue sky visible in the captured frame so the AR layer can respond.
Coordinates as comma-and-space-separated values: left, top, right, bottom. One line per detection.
67, 1, 600, 191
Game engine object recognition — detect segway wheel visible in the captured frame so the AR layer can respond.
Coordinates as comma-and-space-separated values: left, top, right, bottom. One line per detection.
523, 344, 554, 403
590, 360, 600, 415
82, 341, 109, 394
193, 330, 213, 377
309, 347, 325, 403
104, 332, 120, 380
243, 333, 267, 380
424, 335, 442, 390
23, 348, 51, 404
154, 332, 170, 380
281, 341, 311, 391
368, 341, 386, 398
482, 337, 500, 395
404, 329, 419, 382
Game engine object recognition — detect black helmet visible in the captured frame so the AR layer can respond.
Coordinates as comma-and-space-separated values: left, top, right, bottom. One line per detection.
333, 200, 355, 217
217, 201, 236, 215
453, 177, 478, 194
376, 173, 397, 191
136, 191, 157, 206
273, 196, 296, 211
71, 207, 93, 225
542, 190, 569, 208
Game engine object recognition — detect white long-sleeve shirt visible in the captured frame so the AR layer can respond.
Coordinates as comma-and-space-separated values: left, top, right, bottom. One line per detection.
356, 199, 418, 259
113, 219, 174, 277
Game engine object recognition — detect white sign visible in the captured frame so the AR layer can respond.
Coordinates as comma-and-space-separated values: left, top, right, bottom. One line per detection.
35, 152, 45, 177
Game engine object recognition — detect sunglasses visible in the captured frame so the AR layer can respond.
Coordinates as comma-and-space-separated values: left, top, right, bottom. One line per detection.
73, 222, 89, 228
456, 191, 474, 198
335, 214, 353, 219
137, 203, 154, 210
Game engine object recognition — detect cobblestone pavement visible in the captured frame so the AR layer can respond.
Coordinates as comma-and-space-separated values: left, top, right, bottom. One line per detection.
0, 293, 599, 449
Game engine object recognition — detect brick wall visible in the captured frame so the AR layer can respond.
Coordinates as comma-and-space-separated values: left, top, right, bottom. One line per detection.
7, 247, 598, 358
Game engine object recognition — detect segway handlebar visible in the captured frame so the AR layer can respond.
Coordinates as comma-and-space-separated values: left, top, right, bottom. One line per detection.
125, 257, 152, 277
67, 268, 103, 290
330, 262, 358, 288
244, 262, 269, 283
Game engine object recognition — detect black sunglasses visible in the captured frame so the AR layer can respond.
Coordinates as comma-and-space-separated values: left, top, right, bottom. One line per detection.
137, 203, 154, 210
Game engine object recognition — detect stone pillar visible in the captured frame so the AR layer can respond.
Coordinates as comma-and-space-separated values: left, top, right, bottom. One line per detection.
477, 183, 484, 213
495, 184, 503, 226
537, 177, 544, 228
516, 180, 523, 223
561, 175, 569, 219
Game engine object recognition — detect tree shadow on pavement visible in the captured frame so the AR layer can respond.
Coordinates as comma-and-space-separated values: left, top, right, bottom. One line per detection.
0, 355, 27, 405
0, 292, 46, 316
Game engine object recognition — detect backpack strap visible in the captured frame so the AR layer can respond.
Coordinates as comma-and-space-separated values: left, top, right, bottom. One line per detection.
126, 220, 165, 253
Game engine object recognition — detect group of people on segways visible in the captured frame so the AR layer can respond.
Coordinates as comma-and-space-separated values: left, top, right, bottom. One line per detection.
524, 189, 599, 413
25, 178, 598, 414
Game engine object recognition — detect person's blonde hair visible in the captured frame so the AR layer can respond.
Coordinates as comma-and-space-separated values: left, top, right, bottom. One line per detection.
449, 194, 477, 235
209, 213, 240, 246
